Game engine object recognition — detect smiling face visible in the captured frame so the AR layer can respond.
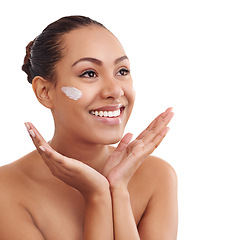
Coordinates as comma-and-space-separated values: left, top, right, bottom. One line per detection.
49, 26, 135, 145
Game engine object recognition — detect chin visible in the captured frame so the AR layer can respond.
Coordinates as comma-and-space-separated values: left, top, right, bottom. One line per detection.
93, 131, 124, 146
103, 135, 123, 145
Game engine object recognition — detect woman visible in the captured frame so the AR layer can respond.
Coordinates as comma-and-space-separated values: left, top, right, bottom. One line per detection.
0, 16, 177, 239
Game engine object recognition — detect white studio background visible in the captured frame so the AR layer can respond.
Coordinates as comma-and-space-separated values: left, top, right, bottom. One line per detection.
0, 0, 239, 239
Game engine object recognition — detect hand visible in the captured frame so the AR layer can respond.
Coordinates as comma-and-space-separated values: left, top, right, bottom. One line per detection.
24, 123, 109, 199
102, 107, 174, 190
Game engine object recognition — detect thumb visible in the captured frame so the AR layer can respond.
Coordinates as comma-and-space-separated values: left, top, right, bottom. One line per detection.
115, 133, 133, 152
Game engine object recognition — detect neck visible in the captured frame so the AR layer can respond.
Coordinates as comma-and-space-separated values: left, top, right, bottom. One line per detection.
49, 131, 112, 173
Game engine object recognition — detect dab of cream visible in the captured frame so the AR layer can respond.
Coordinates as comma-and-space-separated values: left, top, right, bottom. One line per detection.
61, 86, 82, 100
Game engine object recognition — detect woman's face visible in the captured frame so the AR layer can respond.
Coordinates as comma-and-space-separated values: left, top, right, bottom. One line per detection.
50, 26, 135, 145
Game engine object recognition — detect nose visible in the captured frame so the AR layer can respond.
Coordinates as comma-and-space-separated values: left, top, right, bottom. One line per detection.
100, 76, 124, 100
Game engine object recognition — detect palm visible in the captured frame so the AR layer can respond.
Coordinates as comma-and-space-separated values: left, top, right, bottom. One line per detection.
25, 107, 173, 194
102, 108, 174, 188
25, 122, 109, 197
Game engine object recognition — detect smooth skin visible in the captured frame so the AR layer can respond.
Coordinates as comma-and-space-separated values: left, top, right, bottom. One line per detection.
0, 26, 178, 239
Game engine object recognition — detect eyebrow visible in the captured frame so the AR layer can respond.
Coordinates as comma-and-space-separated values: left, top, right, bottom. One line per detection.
115, 55, 129, 65
72, 55, 129, 67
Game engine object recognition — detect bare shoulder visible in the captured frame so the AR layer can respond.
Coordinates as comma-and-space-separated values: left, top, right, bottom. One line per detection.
129, 154, 177, 203
0, 164, 23, 218
0, 150, 43, 201
144, 155, 176, 174
0, 153, 45, 239
135, 156, 178, 239
0, 161, 22, 193
136, 155, 177, 187
0, 155, 30, 198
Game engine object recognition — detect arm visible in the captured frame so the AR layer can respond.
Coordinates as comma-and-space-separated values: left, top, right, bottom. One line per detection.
112, 162, 178, 240
102, 108, 175, 239
111, 187, 140, 240
109, 158, 178, 240
25, 107, 174, 239
83, 192, 113, 240
138, 158, 178, 240
25, 123, 113, 240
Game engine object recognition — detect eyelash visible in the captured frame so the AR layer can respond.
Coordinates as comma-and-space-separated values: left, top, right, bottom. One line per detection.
79, 70, 97, 78
116, 68, 130, 76
79, 68, 130, 78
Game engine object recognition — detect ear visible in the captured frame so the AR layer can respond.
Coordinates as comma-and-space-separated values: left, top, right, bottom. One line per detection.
32, 76, 54, 109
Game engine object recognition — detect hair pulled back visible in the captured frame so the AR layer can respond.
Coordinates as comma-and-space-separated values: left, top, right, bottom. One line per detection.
22, 16, 105, 84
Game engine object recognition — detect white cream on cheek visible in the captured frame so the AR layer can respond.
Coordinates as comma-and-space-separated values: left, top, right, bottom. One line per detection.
61, 86, 82, 100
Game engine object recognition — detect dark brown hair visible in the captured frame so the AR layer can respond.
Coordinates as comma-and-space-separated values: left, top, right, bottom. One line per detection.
22, 16, 105, 84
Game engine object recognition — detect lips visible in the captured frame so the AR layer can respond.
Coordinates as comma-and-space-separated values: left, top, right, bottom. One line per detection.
89, 104, 125, 118
90, 109, 121, 118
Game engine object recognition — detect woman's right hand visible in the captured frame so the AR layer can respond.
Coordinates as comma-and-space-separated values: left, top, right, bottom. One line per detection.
24, 122, 110, 200
102, 107, 174, 191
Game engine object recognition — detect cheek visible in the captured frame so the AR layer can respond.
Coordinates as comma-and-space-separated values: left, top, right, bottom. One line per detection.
124, 82, 135, 105
61, 86, 82, 100
59, 85, 93, 112
58, 85, 95, 110
53, 86, 85, 121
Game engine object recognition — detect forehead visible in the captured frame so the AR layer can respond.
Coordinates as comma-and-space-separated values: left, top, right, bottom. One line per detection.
61, 26, 126, 63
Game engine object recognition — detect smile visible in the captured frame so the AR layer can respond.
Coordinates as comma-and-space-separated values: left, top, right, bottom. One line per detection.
89, 105, 125, 125
90, 109, 121, 118
89, 104, 125, 118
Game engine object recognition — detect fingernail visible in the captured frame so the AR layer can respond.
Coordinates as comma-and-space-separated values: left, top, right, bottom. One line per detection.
24, 122, 30, 131
29, 129, 35, 138
39, 146, 45, 152
165, 127, 170, 134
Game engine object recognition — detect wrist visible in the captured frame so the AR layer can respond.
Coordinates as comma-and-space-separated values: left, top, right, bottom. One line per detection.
110, 185, 130, 199
83, 188, 111, 204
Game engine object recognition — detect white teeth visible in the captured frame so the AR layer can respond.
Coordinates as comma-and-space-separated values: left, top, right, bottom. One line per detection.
90, 109, 121, 118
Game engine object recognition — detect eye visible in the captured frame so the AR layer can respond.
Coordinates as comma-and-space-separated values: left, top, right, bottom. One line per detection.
116, 68, 130, 76
79, 70, 97, 78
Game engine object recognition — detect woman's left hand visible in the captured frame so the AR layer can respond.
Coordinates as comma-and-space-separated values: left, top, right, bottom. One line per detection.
24, 123, 110, 199
102, 107, 174, 191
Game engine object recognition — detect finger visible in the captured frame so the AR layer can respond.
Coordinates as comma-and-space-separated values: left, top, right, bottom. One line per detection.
127, 109, 173, 153
140, 110, 174, 145
102, 133, 133, 176
25, 122, 84, 170
115, 140, 146, 177
136, 107, 173, 141
25, 122, 50, 151
111, 133, 133, 162
115, 133, 133, 152
38, 144, 83, 179
25, 122, 64, 168
111, 124, 171, 181
145, 126, 170, 153
25, 122, 52, 166
106, 125, 171, 185
123, 128, 170, 170
38, 145, 60, 161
